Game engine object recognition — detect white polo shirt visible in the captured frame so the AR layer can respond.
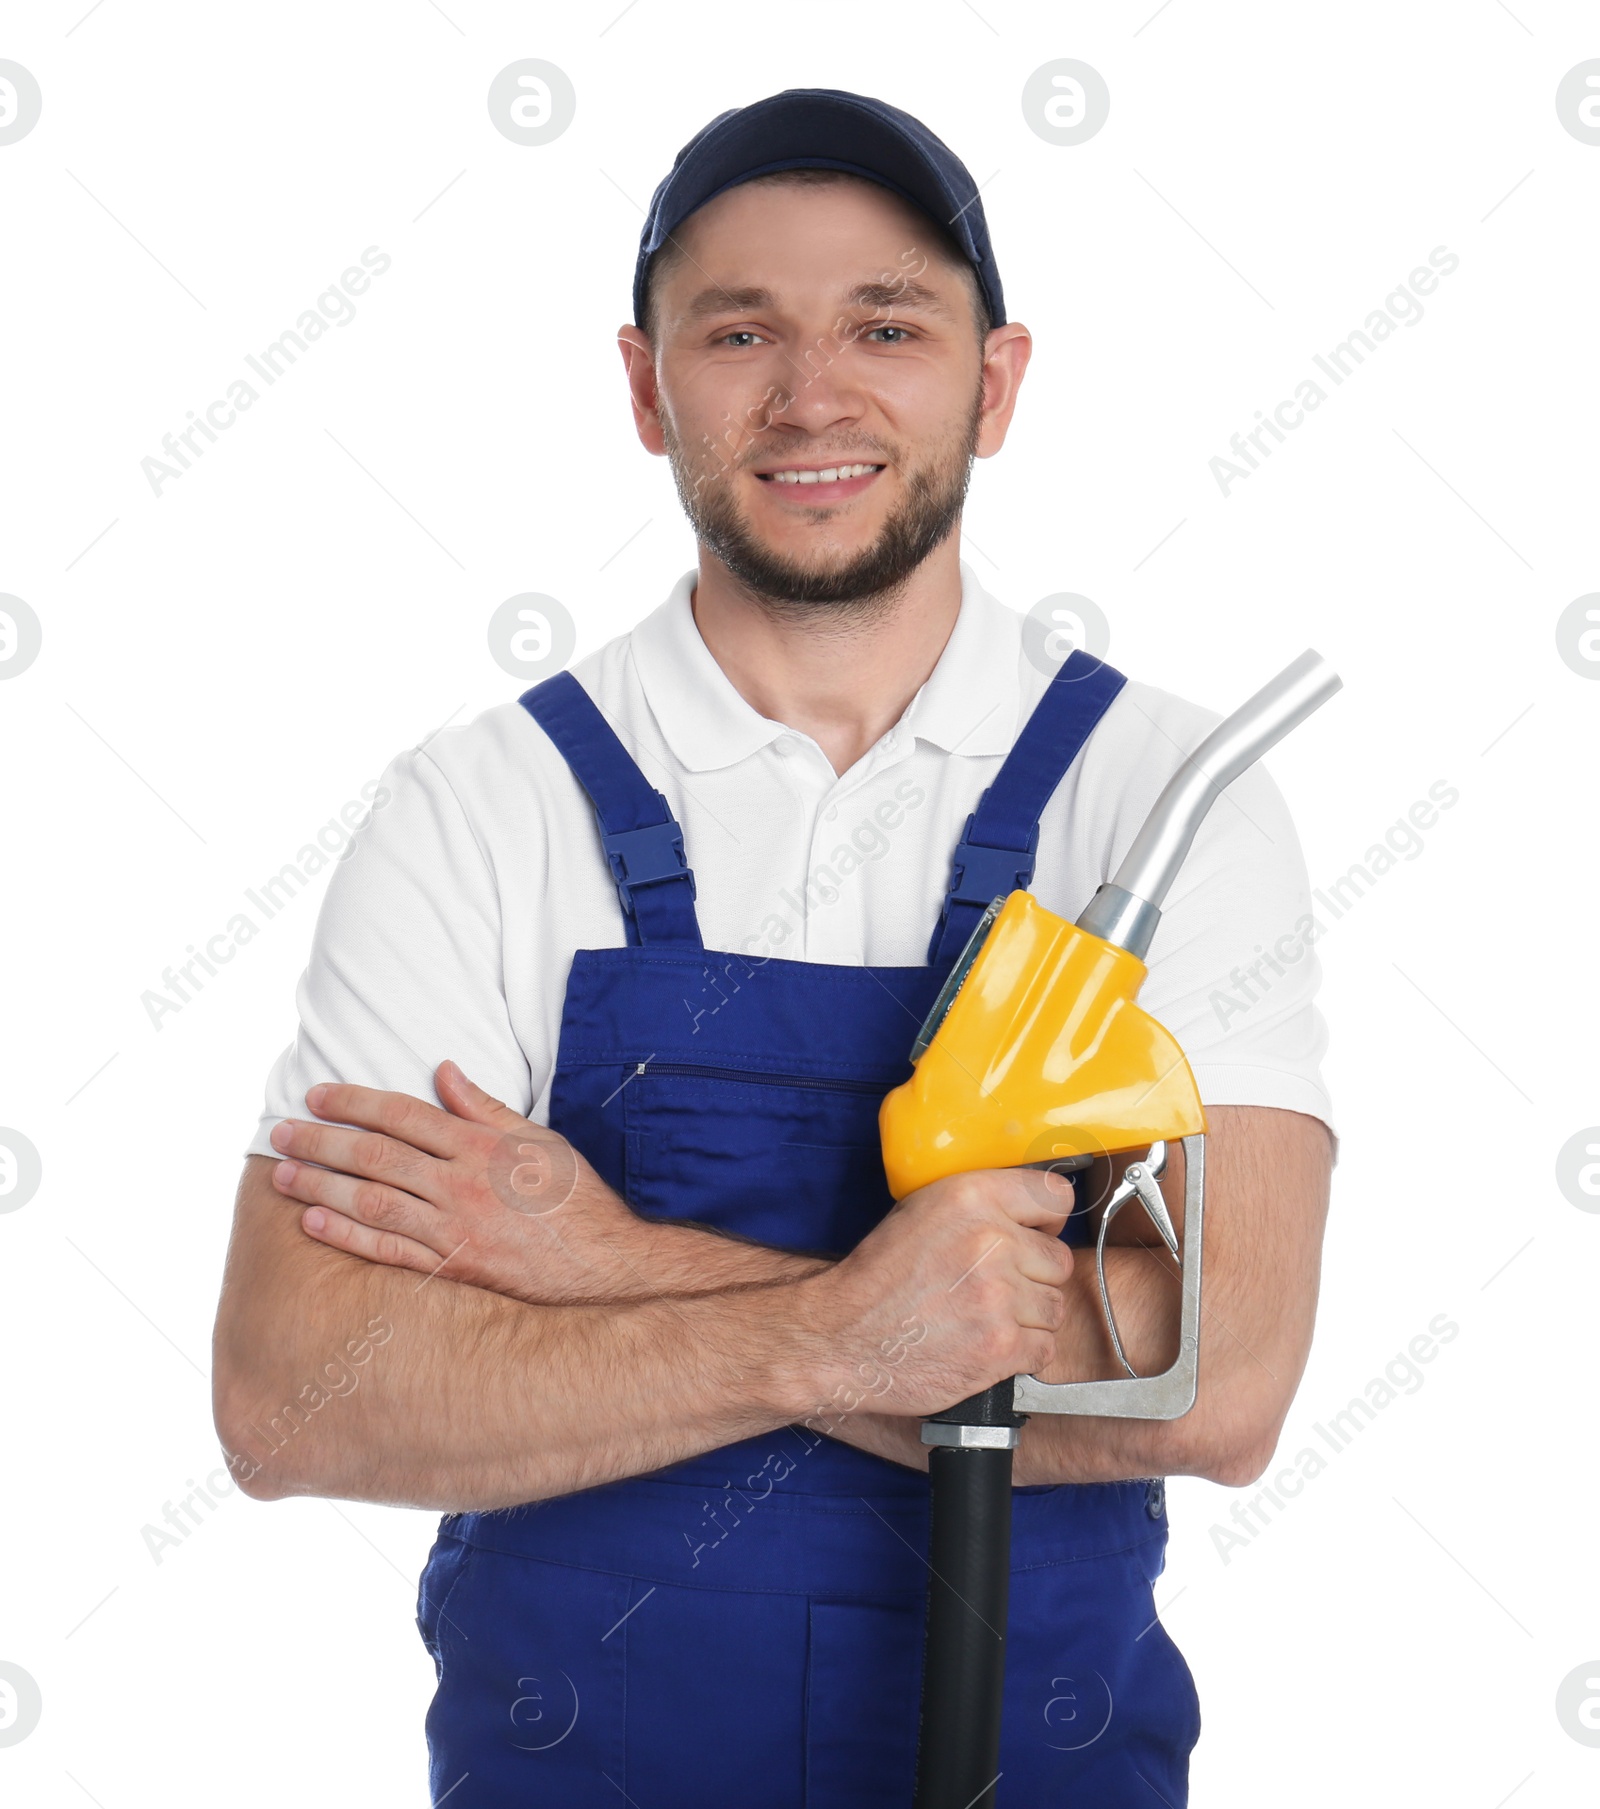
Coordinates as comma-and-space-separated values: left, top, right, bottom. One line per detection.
246, 561, 1335, 1161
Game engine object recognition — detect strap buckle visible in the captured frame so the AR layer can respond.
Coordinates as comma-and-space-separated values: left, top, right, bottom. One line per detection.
946, 808, 1038, 906
600, 815, 696, 919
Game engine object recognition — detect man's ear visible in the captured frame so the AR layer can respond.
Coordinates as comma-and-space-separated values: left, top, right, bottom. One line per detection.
618, 324, 667, 454
975, 321, 1033, 460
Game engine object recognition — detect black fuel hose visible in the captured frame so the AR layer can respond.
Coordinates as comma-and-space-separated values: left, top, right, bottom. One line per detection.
913, 1380, 1027, 1809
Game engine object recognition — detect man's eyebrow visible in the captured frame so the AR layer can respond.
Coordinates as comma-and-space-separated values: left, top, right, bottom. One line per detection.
679, 278, 958, 324
681, 286, 775, 323
848, 279, 955, 320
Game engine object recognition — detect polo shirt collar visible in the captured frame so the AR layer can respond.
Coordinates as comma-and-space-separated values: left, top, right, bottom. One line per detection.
629, 559, 1022, 774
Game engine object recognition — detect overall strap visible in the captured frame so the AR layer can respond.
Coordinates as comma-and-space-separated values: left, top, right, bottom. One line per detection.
927, 650, 1128, 965
519, 671, 703, 949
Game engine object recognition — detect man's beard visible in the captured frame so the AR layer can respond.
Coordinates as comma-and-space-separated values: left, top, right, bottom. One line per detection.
659, 387, 984, 617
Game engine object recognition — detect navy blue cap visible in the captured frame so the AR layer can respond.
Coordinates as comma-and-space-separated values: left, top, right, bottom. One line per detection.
633, 88, 1005, 332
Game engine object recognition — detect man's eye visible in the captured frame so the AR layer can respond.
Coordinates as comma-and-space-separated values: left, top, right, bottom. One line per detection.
718, 329, 768, 348
865, 324, 913, 345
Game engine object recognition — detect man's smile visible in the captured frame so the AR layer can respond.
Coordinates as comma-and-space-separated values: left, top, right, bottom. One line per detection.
751, 460, 887, 500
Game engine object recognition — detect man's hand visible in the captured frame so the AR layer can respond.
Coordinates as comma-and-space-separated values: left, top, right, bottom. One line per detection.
268, 1060, 662, 1306
791, 1166, 1077, 1421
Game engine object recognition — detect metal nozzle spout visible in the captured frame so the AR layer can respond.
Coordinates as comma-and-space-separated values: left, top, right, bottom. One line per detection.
1076, 648, 1342, 960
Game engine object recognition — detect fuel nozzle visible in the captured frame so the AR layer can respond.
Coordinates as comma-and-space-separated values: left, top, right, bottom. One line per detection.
902, 648, 1343, 1809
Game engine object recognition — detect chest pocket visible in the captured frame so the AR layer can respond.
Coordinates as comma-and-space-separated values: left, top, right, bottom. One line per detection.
621, 1060, 901, 1258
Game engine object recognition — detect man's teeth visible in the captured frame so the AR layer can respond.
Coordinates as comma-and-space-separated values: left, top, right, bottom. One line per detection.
763, 463, 882, 485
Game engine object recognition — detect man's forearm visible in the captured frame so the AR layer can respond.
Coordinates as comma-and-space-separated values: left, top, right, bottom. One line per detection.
215, 1167, 826, 1512
611, 1216, 832, 1297
225, 1268, 821, 1512
510, 1216, 1197, 1483
589, 1218, 1191, 1484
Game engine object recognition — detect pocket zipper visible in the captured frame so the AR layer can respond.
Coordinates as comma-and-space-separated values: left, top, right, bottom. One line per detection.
633, 1059, 894, 1095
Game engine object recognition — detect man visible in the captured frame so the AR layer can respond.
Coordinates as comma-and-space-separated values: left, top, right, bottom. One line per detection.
212, 89, 1335, 1807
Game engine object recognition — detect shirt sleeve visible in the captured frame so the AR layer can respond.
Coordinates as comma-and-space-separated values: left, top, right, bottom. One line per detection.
1134, 749, 1338, 1157
244, 744, 531, 1159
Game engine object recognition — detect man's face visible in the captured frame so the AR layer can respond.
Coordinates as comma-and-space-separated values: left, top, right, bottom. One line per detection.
646, 177, 989, 610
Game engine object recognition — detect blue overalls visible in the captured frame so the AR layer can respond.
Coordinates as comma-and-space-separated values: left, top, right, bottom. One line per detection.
415, 651, 1201, 1806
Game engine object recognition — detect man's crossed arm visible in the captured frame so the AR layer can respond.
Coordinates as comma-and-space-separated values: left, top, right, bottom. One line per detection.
211, 1061, 1332, 1508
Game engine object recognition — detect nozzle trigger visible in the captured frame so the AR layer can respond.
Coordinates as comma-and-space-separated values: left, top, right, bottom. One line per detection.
1106, 1142, 1180, 1258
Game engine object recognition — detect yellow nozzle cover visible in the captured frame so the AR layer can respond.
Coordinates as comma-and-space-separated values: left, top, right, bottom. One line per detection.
879, 890, 1206, 1200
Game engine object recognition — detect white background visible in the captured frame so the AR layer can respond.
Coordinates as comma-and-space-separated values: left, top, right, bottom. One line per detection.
2, 1, 1596, 1803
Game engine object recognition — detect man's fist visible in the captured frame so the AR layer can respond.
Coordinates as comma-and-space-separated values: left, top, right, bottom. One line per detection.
792, 1165, 1076, 1421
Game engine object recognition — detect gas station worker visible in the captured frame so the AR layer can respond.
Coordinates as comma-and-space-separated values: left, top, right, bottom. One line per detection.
212, 88, 1336, 1809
